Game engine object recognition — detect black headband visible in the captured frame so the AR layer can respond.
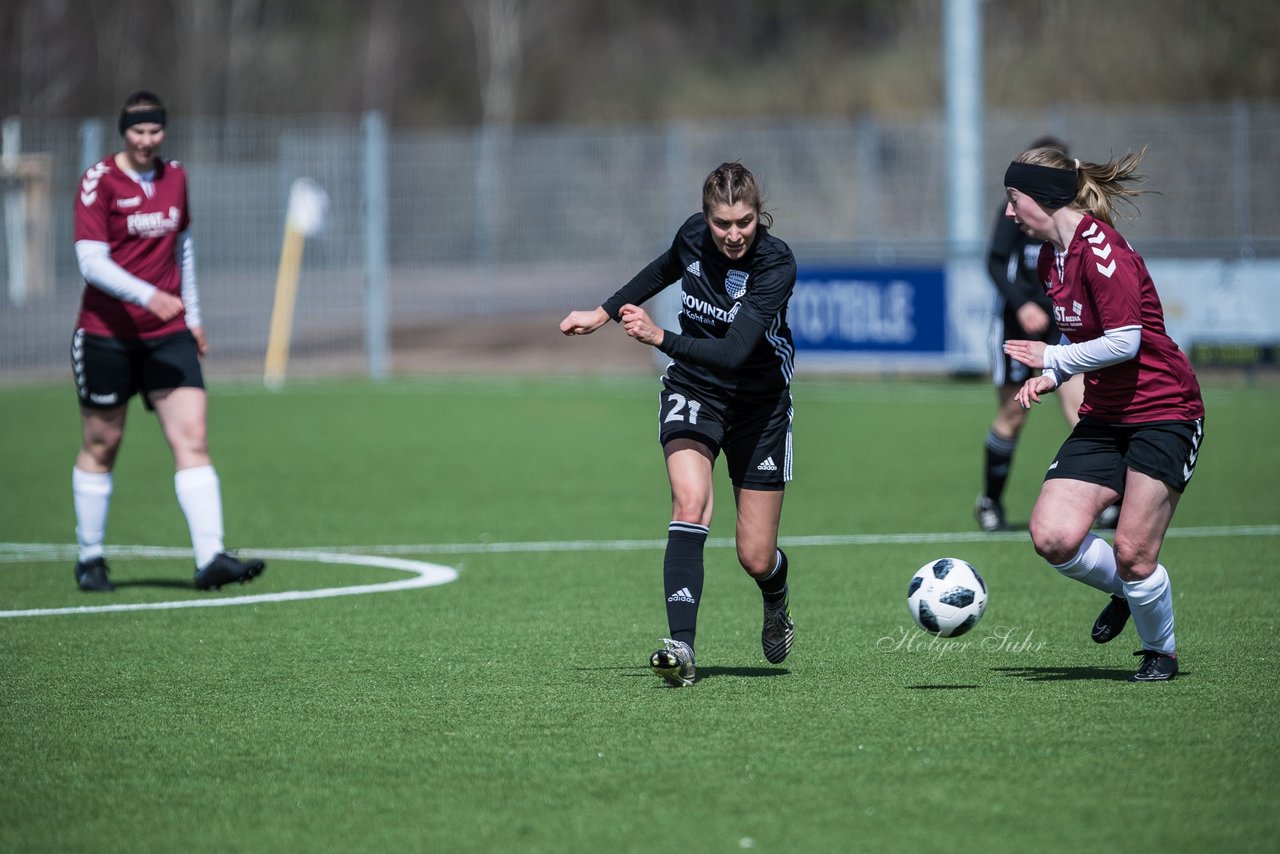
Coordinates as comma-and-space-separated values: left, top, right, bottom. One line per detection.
1004, 161, 1077, 209
119, 108, 166, 135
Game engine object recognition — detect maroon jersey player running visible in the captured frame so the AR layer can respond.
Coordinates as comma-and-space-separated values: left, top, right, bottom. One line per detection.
70, 90, 264, 592
1001, 146, 1204, 682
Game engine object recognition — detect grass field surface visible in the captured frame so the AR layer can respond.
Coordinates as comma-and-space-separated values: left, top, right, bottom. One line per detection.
2, 375, 1277, 853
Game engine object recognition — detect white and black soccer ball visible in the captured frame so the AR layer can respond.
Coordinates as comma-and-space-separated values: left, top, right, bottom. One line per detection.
907, 558, 988, 638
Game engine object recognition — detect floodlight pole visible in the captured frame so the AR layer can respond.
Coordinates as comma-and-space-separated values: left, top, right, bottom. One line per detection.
941, 0, 987, 373
944, 0, 983, 260
363, 111, 390, 381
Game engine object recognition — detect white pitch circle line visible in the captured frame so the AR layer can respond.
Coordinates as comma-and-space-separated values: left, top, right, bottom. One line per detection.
0, 547, 457, 619
40, 522, 1253, 558
2, 524, 1274, 618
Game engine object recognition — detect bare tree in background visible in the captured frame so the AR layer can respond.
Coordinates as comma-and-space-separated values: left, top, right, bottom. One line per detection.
365, 0, 404, 117
1, 0, 1275, 123
464, 0, 525, 127
87, 0, 156, 112
15, 0, 84, 117
226, 0, 268, 113
464, 0, 525, 263
460, 0, 562, 259
175, 1, 230, 116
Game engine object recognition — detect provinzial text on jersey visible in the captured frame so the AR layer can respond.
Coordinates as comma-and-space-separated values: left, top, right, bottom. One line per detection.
682, 291, 741, 326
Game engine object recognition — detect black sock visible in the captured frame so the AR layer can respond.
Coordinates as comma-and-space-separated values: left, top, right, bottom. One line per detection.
983, 429, 1017, 502
664, 522, 708, 650
755, 548, 788, 605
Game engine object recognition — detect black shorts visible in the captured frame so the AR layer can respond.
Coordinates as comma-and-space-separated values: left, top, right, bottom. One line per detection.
72, 329, 204, 411
987, 308, 1060, 388
658, 376, 793, 491
1044, 416, 1205, 494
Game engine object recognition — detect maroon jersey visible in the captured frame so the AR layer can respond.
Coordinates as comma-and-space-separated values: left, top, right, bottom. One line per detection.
74, 156, 191, 339
1037, 216, 1204, 424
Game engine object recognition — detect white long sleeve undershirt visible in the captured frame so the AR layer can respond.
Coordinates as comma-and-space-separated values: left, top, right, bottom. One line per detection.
1041, 326, 1141, 388
75, 232, 202, 329
178, 232, 201, 329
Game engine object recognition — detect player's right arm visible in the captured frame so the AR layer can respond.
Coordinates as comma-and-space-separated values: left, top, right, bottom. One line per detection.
988, 214, 1050, 337
559, 307, 610, 336
74, 162, 182, 322
602, 250, 679, 318
985, 214, 1022, 300
75, 240, 183, 321
563, 244, 682, 337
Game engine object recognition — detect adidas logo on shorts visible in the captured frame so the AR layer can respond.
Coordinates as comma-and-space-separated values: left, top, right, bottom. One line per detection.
757, 456, 778, 472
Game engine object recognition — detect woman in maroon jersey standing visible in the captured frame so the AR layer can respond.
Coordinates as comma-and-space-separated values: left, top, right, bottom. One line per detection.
1001, 146, 1204, 681
70, 91, 265, 592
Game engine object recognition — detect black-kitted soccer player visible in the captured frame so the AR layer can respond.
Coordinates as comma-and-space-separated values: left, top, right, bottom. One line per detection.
560, 162, 797, 687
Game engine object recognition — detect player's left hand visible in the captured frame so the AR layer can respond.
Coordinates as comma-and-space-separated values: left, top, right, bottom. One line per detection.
1014, 374, 1059, 409
1004, 338, 1047, 369
619, 304, 664, 347
190, 326, 209, 358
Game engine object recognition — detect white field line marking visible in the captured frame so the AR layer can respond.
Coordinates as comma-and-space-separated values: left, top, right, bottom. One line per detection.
0, 547, 457, 619
290, 523, 1277, 555
2, 524, 1273, 619
2, 523, 1274, 564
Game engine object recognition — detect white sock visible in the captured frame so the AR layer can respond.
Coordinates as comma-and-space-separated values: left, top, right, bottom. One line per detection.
1050, 533, 1123, 596
175, 465, 224, 569
1122, 565, 1176, 655
72, 467, 112, 562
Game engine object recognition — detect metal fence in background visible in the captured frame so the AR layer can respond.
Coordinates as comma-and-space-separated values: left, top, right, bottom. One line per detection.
1, 101, 1277, 381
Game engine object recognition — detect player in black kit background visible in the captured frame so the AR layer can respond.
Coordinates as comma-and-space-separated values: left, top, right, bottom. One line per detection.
560, 162, 797, 687
975, 138, 1119, 535
975, 137, 1085, 533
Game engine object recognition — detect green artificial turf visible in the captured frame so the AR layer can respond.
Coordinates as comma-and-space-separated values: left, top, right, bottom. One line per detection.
1, 376, 1276, 853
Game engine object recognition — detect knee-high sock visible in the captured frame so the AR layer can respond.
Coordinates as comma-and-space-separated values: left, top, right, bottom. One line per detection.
175, 465, 224, 569
1122, 565, 1176, 655
1051, 533, 1123, 596
664, 522, 708, 650
754, 548, 789, 605
73, 467, 112, 562
983, 429, 1016, 501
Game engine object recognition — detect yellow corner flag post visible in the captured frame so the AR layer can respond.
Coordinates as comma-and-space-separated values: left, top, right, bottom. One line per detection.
264, 177, 328, 389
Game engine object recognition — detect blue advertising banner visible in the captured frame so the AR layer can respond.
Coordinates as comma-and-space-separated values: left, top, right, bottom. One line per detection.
789, 267, 947, 353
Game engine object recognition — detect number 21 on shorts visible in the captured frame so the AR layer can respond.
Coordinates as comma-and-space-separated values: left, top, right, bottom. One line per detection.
663, 393, 702, 424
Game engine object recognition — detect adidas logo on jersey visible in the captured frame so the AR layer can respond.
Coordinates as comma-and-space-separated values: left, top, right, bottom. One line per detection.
667, 587, 696, 604
757, 457, 778, 472
686, 261, 702, 278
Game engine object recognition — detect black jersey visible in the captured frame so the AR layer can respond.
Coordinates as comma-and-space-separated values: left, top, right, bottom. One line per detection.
602, 213, 796, 399
986, 206, 1056, 332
